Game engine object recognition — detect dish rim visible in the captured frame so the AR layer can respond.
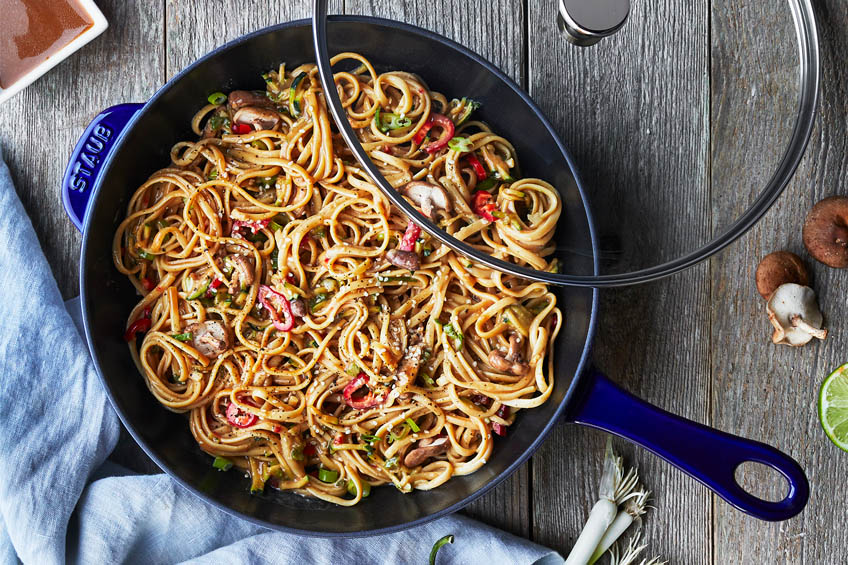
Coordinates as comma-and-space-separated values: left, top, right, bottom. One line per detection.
78, 15, 600, 536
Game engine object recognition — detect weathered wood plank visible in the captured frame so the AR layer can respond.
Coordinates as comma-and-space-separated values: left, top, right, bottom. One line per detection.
344, 0, 530, 537
527, 1, 712, 562
165, 0, 341, 80
710, 1, 848, 563
0, 0, 165, 299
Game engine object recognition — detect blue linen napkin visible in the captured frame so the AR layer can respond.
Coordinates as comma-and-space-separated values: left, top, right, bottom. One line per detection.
0, 149, 564, 564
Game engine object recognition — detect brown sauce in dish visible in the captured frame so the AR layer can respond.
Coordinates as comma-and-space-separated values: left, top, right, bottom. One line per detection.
0, 0, 93, 89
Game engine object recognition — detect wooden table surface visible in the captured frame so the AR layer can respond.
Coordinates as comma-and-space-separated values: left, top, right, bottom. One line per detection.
2, 1, 847, 562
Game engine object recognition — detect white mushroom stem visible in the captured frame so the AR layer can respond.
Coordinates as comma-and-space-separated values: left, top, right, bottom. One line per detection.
766, 283, 827, 347
790, 314, 828, 340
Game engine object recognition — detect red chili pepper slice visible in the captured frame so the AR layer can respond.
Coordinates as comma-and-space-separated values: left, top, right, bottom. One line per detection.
258, 285, 294, 332
472, 191, 497, 222
123, 307, 152, 342
303, 444, 317, 457
210, 278, 223, 289
343, 373, 386, 410
226, 401, 258, 428
399, 221, 421, 252
140, 277, 155, 291
467, 154, 487, 180
422, 114, 456, 154
413, 118, 434, 145
231, 219, 270, 238
232, 122, 252, 134
123, 318, 151, 342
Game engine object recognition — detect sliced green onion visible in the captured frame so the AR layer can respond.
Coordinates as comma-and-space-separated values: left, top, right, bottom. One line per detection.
421, 374, 436, 388
447, 136, 473, 153
291, 445, 305, 461
138, 250, 155, 261
207, 168, 218, 180
405, 417, 420, 433
187, 279, 210, 300
443, 323, 464, 350
309, 292, 330, 313
208, 115, 224, 131
312, 226, 326, 238
347, 479, 371, 498
429, 534, 455, 565
346, 363, 361, 376
212, 456, 233, 471
207, 91, 227, 105
384, 457, 398, 470
474, 177, 498, 191
456, 97, 481, 125
317, 468, 339, 483
172, 332, 193, 342
375, 107, 412, 132
269, 221, 283, 232
289, 72, 306, 117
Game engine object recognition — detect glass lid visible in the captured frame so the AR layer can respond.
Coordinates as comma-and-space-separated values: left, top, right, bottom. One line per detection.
311, 0, 819, 287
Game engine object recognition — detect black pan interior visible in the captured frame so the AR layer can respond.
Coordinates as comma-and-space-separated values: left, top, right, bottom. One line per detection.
80, 17, 597, 535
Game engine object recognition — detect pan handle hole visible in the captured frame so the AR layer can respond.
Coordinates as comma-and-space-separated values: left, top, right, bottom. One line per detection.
734, 461, 789, 503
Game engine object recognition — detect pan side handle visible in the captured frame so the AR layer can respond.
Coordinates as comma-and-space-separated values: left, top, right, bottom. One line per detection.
61, 103, 144, 231
565, 369, 809, 521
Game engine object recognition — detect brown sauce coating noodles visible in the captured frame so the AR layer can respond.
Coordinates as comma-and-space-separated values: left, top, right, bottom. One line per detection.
113, 52, 564, 505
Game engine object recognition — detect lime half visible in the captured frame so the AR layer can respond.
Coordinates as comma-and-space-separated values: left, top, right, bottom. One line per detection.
819, 364, 848, 452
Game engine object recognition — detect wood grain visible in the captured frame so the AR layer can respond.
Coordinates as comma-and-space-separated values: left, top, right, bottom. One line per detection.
710, 1, 848, 564
527, 0, 712, 562
0, 0, 165, 299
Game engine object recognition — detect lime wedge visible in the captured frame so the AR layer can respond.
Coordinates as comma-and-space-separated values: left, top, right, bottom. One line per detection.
819, 363, 848, 452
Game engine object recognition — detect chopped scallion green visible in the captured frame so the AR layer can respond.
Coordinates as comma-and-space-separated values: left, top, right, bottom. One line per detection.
405, 417, 420, 433
347, 479, 371, 498
447, 136, 473, 153
317, 468, 339, 483
212, 456, 233, 471
207, 91, 227, 105
172, 332, 193, 342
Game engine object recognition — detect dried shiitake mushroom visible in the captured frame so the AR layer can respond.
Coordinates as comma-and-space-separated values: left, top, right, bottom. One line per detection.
766, 283, 827, 347
803, 196, 848, 268
755, 251, 810, 299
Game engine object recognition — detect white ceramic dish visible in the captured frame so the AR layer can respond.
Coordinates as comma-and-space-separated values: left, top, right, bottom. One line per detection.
0, 0, 107, 105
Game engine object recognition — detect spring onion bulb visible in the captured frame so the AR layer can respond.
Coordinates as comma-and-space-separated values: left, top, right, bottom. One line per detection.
608, 532, 665, 565
588, 488, 651, 564
565, 440, 636, 565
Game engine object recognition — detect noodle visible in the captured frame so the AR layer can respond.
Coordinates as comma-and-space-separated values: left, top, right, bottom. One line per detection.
113, 53, 563, 505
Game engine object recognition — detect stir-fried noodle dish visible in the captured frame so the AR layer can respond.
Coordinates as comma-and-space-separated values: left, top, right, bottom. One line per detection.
114, 53, 563, 505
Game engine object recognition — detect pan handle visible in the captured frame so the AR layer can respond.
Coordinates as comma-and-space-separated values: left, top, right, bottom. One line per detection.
62, 103, 143, 231
565, 369, 809, 521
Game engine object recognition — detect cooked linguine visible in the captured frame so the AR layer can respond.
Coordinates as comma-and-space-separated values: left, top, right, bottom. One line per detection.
113, 52, 563, 505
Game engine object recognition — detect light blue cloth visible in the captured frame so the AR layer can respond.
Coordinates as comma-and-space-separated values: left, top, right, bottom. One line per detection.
0, 150, 564, 564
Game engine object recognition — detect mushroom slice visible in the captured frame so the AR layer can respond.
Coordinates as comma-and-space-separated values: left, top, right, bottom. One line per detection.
803, 195, 848, 268
401, 181, 451, 218
766, 283, 827, 347
403, 436, 449, 468
488, 334, 530, 375
187, 320, 232, 358
233, 107, 281, 131
228, 90, 274, 113
386, 249, 420, 271
755, 251, 809, 300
